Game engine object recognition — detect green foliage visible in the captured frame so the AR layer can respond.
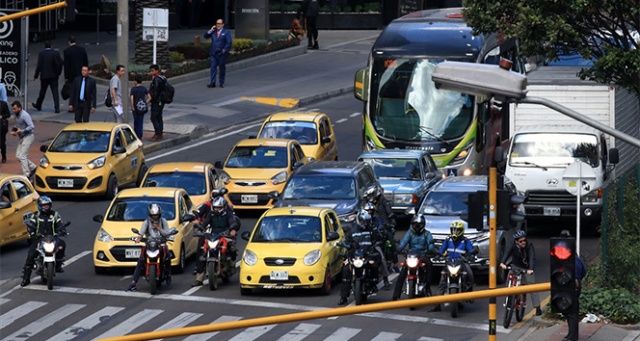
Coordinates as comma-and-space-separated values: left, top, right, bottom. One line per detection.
169, 51, 185, 63
582, 287, 640, 324
462, 0, 640, 96
252, 39, 268, 48
232, 38, 254, 51
363, 2, 381, 12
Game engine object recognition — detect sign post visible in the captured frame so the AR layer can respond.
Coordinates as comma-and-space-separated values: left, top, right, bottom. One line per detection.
0, 10, 26, 101
142, 8, 169, 65
562, 160, 596, 255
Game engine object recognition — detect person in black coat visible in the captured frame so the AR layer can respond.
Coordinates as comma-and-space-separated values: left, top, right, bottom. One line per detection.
32, 40, 63, 113
68, 66, 96, 123
0, 99, 9, 163
298, 0, 321, 49
63, 35, 89, 111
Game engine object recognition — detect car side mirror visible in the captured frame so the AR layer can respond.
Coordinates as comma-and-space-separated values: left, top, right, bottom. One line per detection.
112, 146, 126, 154
0, 201, 11, 209
241, 231, 251, 241
214, 161, 223, 169
268, 190, 280, 200
425, 172, 436, 180
40, 145, 48, 153
321, 136, 331, 144
182, 213, 196, 222
326, 231, 340, 241
131, 228, 140, 234
93, 214, 104, 223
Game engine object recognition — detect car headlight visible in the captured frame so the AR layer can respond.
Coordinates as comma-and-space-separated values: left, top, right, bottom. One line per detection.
87, 155, 106, 170
339, 213, 357, 223
303, 249, 321, 266
271, 171, 288, 185
451, 142, 473, 165
394, 194, 417, 205
582, 189, 600, 203
39, 155, 50, 168
220, 171, 231, 185
243, 249, 257, 266
97, 228, 113, 242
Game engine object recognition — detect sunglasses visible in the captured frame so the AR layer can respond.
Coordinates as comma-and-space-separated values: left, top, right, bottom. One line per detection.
517, 239, 527, 243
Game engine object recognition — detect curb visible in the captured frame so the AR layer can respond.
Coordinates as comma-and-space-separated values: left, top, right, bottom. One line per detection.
141, 124, 208, 155
297, 86, 354, 107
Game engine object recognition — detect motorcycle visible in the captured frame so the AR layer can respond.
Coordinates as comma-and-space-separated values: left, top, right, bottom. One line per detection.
339, 242, 381, 305
196, 226, 236, 290
392, 249, 433, 309
34, 221, 70, 290
131, 227, 178, 295
438, 255, 475, 318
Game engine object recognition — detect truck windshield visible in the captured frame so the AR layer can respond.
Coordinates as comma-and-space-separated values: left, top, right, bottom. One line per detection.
369, 57, 474, 143
509, 133, 600, 167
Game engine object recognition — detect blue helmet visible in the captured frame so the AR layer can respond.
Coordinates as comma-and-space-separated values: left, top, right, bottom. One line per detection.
38, 196, 53, 213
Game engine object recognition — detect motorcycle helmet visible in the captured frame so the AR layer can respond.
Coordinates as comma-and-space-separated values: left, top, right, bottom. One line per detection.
148, 203, 162, 223
410, 215, 425, 234
450, 220, 466, 241
211, 197, 227, 216
357, 209, 371, 226
364, 185, 381, 202
38, 196, 53, 214
363, 202, 376, 214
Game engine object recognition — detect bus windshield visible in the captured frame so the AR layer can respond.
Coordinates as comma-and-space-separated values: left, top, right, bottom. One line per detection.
369, 57, 474, 143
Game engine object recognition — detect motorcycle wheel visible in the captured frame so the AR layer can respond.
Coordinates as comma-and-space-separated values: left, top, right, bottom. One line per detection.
515, 295, 525, 322
449, 288, 459, 318
148, 266, 158, 295
319, 269, 331, 295
503, 295, 514, 328
46, 263, 54, 290
408, 278, 416, 310
208, 261, 218, 291
354, 278, 365, 306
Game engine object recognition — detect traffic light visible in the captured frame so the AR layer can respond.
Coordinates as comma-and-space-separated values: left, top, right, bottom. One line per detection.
496, 190, 526, 230
461, 190, 486, 231
550, 236, 576, 314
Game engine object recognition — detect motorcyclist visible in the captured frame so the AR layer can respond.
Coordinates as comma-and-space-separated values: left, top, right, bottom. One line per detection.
391, 214, 435, 300
429, 220, 477, 312
365, 185, 395, 229
337, 209, 386, 306
364, 201, 398, 272
21, 196, 67, 287
500, 229, 542, 316
194, 188, 235, 224
125, 203, 173, 292
192, 196, 239, 287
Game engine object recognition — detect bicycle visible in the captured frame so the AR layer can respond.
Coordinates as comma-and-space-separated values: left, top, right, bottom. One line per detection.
503, 266, 527, 328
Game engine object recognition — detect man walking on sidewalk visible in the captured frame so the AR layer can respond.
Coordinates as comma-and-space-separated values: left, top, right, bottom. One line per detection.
32, 41, 63, 113
10, 101, 37, 180
69, 66, 96, 123
109, 65, 126, 123
149, 64, 165, 141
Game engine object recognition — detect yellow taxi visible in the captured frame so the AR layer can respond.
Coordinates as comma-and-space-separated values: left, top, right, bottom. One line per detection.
256, 111, 338, 161
34, 123, 146, 199
214, 138, 312, 209
140, 162, 222, 208
239, 206, 345, 295
0, 174, 39, 247
92, 187, 197, 274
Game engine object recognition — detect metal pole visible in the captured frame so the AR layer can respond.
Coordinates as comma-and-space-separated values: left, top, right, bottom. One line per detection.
96, 8, 100, 45
576, 163, 582, 256
488, 167, 497, 341
153, 28, 157, 65
117, 0, 129, 122
23, 15, 29, 106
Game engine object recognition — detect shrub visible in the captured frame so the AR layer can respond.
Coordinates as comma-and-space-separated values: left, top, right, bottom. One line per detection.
169, 51, 185, 63
232, 39, 253, 52
582, 287, 640, 324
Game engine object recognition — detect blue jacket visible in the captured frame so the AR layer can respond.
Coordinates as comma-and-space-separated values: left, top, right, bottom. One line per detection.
204, 28, 232, 56
576, 255, 587, 285
439, 236, 474, 261
398, 229, 434, 254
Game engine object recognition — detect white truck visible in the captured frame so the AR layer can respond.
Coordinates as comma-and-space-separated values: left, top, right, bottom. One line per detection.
505, 66, 639, 228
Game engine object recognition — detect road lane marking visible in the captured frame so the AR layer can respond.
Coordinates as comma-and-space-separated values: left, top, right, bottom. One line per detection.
182, 315, 243, 341
276, 323, 321, 341
323, 327, 361, 340
0, 301, 47, 329
229, 324, 276, 341
152, 312, 204, 340
91, 309, 163, 341
47, 306, 125, 341
349, 112, 360, 117
335, 118, 347, 124
0, 303, 84, 341
371, 331, 402, 340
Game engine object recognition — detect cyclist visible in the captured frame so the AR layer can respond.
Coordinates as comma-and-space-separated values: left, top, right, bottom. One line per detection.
500, 229, 542, 316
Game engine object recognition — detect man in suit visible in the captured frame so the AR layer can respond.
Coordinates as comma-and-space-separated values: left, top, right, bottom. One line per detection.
32, 40, 63, 113
63, 36, 89, 112
68, 66, 96, 123
204, 19, 232, 88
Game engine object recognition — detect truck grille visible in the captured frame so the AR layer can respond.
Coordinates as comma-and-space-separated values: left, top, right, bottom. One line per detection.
525, 190, 576, 205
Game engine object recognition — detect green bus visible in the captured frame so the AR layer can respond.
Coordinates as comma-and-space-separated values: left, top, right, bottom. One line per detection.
354, 8, 526, 176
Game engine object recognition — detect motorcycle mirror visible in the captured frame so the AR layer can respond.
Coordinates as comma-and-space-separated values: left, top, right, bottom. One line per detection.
168, 228, 179, 235
93, 215, 104, 223
61, 221, 71, 228
240, 231, 251, 241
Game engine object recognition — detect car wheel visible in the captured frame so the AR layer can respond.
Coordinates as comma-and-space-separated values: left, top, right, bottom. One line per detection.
240, 287, 252, 296
105, 174, 118, 199
173, 246, 186, 274
319, 268, 331, 295
136, 163, 148, 187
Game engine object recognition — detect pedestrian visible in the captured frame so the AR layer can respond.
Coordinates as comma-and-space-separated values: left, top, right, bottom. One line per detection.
204, 19, 232, 88
298, 0, 320, 49
560, 230, 587, 341
109, 65, 126, 123
10, 101, 37, 180
149, 64, 165, 141
63, 35, 89, 111
130, 75, 150, 139
68, 66, 97, 123
0, 80, 7, 103
0, 97, 9, 164
32, 40, 63, 113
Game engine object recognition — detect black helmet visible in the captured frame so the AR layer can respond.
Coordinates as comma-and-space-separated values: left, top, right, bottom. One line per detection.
410, 215, 425, 234
211, 197, 227, 215
38, 196, 53, 214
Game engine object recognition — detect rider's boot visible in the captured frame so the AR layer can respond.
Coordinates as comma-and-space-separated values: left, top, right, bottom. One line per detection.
428, 304, 441, 312
192, 272, 205, 287
55, 261, 64, 273
21, 267, 32, 287
383, 276, 391, 290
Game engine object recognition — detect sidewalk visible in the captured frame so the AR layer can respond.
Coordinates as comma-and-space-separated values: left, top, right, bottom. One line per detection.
512, 315, 640, 341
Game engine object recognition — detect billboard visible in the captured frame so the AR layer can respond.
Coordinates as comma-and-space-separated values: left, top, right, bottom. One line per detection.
0, 10, 25, 98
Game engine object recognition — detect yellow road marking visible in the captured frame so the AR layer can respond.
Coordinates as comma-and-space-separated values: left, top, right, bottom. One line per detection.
241, 97, 299, 109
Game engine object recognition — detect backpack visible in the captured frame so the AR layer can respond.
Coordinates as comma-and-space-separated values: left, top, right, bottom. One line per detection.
104, 89, 113, 108
159, 76, 174, 104
135, 98, 148, 114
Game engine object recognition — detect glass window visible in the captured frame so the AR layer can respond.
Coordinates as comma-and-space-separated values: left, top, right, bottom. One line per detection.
225, 146, 288, 168
12, 180, 32, 199
1, 182, 13, 202
113, 131, 124, 149
420, 191, 471, 216
107, 197, 175, 222
283, 176, 356, 200
122, 127, 137, 145
143, 171, 207, 196
252, 215, 322, 243
48, 130, 111, 153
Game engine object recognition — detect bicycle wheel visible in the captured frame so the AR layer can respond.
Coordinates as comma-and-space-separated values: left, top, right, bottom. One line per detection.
515, 295, 526, 322
503, 295, 514, 328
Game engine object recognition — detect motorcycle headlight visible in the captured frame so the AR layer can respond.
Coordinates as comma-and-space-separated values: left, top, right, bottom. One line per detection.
39, 155, 50, 168
353, 258, 365, 268
243, 249, 257, 266
87, 155, 106, 170
270, 171, 288, 185
406, 255, 419, 268
303, 249, 321, 266
146, 249, 160, 258
208, 239, 220, 249
97, 228, 113, 243
42, 241, 56, 253
448, 264, 461, 277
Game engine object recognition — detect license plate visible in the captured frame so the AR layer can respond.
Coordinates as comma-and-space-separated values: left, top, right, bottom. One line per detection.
241, 194, 258, 204
125, 249, 141, 258
57, 179, 74, 188
270, 270, 288, 281
543, 207, 561, 216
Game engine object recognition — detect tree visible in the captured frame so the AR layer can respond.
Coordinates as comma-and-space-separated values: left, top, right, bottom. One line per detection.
135, 0, 170, 67
462, 0, 640, 96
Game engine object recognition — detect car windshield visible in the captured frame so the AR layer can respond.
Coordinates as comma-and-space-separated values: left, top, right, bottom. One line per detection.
283, 176, 356, 200
509, 133, 600, 167
251, 216, 322, 243
48, 130, 111, 153
259, 121, 318, 145
143, 172, 206, 196
420, 191, 472, 216
225, 146, 288, 169
106, 197, 176, 221
360, 157, 421, 180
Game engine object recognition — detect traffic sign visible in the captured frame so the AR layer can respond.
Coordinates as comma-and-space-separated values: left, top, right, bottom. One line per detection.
562, 160, 596, 196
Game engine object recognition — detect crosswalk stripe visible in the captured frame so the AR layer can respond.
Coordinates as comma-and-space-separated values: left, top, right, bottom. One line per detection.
182, 315, 243, 341
276, 323, 321, 341
0, 303, 85, 341
323, 327, 361, 340
47, 306, 125, 341
370, 331, 402, 341
91, 309, 163, 341
417, 337, 444, 341
150, 312, 204, 341
228, 325, 276, 341
0, 301, 47, 329
0, 298, 10, 306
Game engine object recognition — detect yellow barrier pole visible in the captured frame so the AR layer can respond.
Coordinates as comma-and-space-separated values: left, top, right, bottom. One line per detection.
489, 166, 498, 340
0, 2, 67, 23
100, 283, 551, 341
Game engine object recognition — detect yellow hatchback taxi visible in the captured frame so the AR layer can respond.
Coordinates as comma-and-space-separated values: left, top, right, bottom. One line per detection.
215, 138, 312, 209
256, 111, 338, 161
0, 174, 39, 247
92, 187, 197, 274
35, 123, 146, 199
140, 162, 222, 209
239, 206, 345, 295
